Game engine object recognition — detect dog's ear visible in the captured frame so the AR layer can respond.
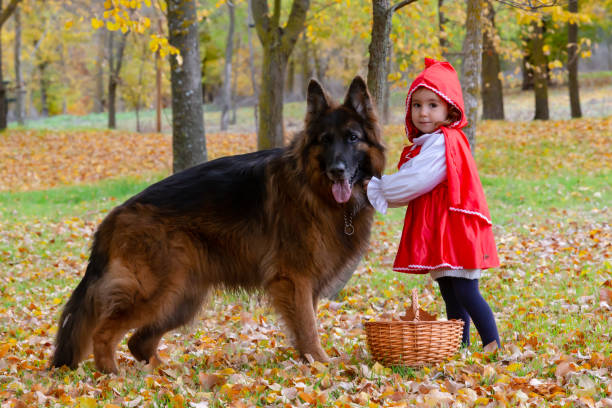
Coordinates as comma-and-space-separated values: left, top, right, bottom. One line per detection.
343, 76, 377, 120
306, 79, 330, 118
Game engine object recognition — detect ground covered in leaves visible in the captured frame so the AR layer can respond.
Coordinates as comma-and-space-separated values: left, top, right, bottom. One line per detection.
0, 117, 611, 407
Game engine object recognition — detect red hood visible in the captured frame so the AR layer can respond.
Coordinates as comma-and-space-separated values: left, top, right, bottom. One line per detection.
405, 58, 467, 141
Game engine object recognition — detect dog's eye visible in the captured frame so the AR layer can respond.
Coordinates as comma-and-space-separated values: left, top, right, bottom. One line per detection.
348, 132, 359, 143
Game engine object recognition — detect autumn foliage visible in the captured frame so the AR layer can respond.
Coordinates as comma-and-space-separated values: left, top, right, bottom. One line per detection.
0, 119, 611, 407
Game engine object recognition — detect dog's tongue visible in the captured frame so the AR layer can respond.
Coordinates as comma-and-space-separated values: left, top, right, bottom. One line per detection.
332, 180, 352, 203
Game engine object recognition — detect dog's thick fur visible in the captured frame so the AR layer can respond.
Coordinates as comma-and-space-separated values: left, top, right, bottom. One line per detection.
51, 77, 385, 373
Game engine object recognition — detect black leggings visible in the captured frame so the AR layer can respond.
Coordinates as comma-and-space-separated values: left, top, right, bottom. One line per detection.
436, 277, 500, 348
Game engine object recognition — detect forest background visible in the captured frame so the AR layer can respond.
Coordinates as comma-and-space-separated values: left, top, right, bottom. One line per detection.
0, 0, 611, 407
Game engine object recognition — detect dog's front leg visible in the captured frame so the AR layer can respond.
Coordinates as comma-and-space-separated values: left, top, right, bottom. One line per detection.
267, 275, 329, 363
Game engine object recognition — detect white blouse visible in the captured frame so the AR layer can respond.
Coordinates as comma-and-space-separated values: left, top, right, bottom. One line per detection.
367, 131, 447, 214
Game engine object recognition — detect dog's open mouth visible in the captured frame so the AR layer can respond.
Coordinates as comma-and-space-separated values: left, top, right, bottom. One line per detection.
331, 172, 358, 204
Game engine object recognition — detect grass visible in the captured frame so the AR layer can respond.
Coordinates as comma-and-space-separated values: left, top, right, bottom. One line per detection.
0, 174, 163, 222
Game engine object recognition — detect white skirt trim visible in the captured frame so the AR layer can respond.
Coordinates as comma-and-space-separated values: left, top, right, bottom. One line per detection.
430, 268, 482, 280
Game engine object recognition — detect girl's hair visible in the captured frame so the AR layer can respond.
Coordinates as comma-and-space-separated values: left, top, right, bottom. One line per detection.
442, 105, 462, 126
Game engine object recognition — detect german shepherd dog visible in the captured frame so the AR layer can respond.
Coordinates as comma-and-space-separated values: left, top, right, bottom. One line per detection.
51, 77, 385, 373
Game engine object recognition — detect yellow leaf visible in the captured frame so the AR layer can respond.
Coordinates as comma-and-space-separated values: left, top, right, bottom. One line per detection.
372, 362, 386, 375
507, 362, 522, 372
64, 20, 74, 29
78, 396, 97, 408
91, 18, 104, 29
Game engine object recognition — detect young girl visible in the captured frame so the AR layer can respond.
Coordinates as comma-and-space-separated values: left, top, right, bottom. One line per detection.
367, 58, 501, 348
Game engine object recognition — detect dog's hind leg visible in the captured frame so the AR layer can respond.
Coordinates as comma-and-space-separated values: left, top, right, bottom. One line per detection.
92, 316, 135, 374
267, 276, 329, 363
90, 259, 156, 373
128, 290, 207, 366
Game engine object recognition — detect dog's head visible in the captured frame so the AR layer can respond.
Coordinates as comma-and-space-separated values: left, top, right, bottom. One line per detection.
295, 77, 386, 204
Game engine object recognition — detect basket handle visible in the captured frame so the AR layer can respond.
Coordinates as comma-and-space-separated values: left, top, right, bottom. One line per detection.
411, 288, 419, 321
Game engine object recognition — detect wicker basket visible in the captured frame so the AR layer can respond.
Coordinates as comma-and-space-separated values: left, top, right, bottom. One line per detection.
364, 289, 464, 367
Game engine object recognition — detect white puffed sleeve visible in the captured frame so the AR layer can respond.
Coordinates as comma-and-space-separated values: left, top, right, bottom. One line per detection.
366, 132, 447, 214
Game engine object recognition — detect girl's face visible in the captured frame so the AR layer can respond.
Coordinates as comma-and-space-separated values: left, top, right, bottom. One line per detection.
410, 87, 449, 135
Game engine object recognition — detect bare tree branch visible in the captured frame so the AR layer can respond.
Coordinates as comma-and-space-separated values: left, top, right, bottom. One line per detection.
251, 0, 270, 41
494, 0, 559, 11
390, 0, 418, 15
0, 0, 21, 27
282, 0, 310, 53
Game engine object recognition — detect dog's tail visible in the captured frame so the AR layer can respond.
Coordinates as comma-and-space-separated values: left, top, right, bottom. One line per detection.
51, 231, 109, 369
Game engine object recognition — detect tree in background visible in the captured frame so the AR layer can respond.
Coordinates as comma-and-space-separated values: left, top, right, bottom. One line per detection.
168, 0, 207, 171
0, 0, 22, 130
366, 0, 417, 120
567, 0, 582, 118
461, 0, 482, 150
220, 0, 235, 131
252, 0, 309, 149
529, 19, 549, 120
107, 30, 129, 129
481, 0, 504, 120
13, 3, 23, 124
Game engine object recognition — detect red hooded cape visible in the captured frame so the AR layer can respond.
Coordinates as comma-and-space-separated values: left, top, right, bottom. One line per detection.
392, 58, 499, 273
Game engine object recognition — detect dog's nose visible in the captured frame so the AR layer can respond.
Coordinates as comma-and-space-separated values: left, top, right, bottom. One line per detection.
329, 163, 347, 179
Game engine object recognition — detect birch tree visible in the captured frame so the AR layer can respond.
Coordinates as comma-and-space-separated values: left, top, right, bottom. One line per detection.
220, 0, 235, 131
168, 0, 207, 172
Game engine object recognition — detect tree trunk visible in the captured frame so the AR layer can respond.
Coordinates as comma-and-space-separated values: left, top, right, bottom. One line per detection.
252, 0, 310, 149
0, 0, 21, 130
108, 76, 117, 128
258, 47, 287, 148
156, 18, 163, 132
59, 43, 67, 114
14, 5, 24, 124
438, 0, 448, 58
247, 0, 259, 133
168, 0, 207, 172
530, 21, 549, 120
109, 31, 128, 129
94, 28, 105, 113
568, 0, 581, 118
382, 41, 392, 123
39, 63, 48, 117
461, 0, 482, 152
481, 0, 504, 120
367, 0, 391, 115
231, 36, 240, 125
0, 1, 4, 130
367, 0, 417, 117
220, 0, 235, 131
